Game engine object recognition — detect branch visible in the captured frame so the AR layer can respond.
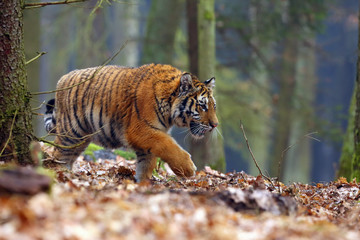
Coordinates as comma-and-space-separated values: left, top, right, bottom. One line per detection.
26, 52, 47, 65
31, 100, 46, 111
23, 0, 86, 9
37, 126, 106, 149
31, 41, 127, 96
0, 110, 18, 157
239, 122, 275, 189
36, 137, 89, 150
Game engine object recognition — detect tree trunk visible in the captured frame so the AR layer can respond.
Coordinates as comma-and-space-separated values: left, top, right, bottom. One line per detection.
186, 0, 198, 75
0, 0, 34, 165
352, 6, 360, 180
338, 92, 355, 180
282, 38, 317, 183
269, 29, 299, 179
188, 0, 226, 172
141, 0, 184, 65
112, 2, 140, 66
245, 1, 272, 177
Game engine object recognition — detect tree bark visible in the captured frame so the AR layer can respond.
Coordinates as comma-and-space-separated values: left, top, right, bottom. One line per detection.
338, 92, 355, 180
188, 0, 226, 172
0, 0, 34, 165
352, 5, 360, 179
186, 0, 198, 75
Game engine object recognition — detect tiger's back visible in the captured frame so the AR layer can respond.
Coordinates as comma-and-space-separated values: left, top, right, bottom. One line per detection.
46, 64, 219, 181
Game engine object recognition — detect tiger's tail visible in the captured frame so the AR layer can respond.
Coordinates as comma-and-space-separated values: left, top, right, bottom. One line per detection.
44, 99, 56, 133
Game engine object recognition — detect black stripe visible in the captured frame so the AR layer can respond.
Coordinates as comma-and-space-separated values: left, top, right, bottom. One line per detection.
108, 69, 123, 123
134, 67, 155, 119
73, 75, 87, 134
113, 70, 126, 122
66, 71, 82, 100
65, 110, 83, 139
59, 135, 76, 145
72, 104, 87, 134
58, 120, 77, 145
57, 147, 75, 153
99, 107, 111, 145
179, 97, 189, 112
154, 106, 166, 129
98, 70, 116, 147
155, 97, 167, 128
109, 119, 121, 147
80, 71, 94, 131
187, 98, 195, 114
101, 70, 111, 116
144, 119, 161, 131
65, 71, 82, 134
89, 69, 108, 131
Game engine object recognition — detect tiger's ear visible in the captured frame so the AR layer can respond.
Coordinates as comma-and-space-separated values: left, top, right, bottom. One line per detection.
204, 77, 215, 90
179, 73, 194, 96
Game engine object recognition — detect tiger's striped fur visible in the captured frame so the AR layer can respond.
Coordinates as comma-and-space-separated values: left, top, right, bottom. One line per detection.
44, 64, 218, 181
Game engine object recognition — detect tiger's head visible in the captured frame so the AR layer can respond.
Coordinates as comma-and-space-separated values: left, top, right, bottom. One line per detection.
172, 73, 219, 139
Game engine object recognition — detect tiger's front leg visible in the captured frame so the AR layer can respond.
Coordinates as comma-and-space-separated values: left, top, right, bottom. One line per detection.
128, 129, 197, 180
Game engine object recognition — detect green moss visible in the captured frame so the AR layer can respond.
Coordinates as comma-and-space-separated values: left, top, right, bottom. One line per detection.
83, 143, 104, 161
204, 10, 214, 21
113, 149, 136, 160
352, 152, 360, 180
83, 143, 137, 161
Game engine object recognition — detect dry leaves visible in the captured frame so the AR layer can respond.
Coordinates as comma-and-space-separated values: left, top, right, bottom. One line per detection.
1, 157, 360, 240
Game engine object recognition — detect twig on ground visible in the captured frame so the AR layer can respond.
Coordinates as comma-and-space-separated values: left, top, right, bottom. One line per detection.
36, 127, 105, 149
239, 122, 275, 189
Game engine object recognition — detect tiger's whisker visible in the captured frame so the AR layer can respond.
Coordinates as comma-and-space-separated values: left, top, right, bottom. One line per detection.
215, 127, 223, 139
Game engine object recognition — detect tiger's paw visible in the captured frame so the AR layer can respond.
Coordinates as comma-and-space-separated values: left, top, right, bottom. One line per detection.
172, 155, 197, 177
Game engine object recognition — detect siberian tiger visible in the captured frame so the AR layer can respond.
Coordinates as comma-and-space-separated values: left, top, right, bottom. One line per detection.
44, 64, 219, 181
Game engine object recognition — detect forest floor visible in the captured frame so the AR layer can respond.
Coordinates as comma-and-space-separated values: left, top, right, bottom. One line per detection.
1, 151, 360, 240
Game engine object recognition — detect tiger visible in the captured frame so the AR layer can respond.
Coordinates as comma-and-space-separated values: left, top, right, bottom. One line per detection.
44, 64, 219, 182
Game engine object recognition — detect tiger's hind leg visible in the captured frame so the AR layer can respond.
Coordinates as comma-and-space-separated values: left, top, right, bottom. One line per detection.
135, 151, 157, 182
50, 136, 91, 170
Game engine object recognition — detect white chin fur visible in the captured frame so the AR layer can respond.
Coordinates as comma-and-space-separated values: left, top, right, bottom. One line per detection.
191, 134, 205, 140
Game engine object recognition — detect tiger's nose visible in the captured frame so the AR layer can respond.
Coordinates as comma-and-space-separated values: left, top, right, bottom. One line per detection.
210, 122, 218, 128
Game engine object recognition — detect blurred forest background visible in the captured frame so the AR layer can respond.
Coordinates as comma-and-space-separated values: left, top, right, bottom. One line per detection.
24, 0, 359, 184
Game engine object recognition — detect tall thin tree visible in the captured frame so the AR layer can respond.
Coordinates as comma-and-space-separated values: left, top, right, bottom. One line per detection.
0, 0, 34, 165
188, 0, 226, 171
352, 4, 360, 179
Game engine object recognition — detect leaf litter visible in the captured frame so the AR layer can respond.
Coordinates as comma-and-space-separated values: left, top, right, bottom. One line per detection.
1, 155, 360, 240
